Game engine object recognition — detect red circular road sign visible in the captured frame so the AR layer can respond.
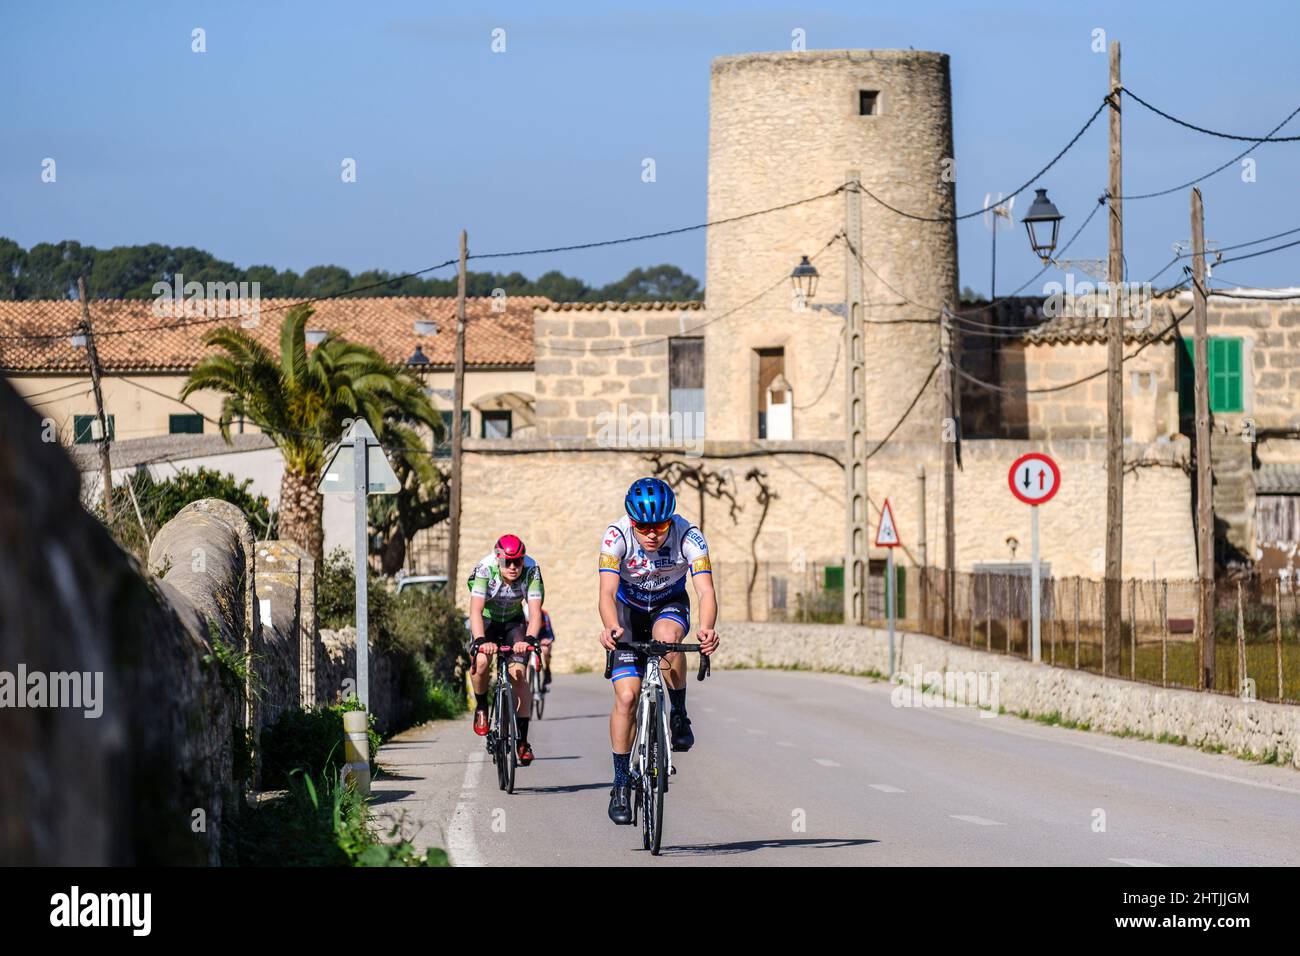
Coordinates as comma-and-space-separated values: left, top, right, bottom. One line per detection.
1008, 452, 1061, 505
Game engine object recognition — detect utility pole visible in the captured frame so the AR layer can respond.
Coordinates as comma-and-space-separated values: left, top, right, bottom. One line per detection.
917, 463, 928, 626
1104, 40, 1124, 674
78, 277, 113, 520
1191, 187, 1216, 690
448, 230, 468, 587
941, 307, 956, 639
844, 170, 868, 626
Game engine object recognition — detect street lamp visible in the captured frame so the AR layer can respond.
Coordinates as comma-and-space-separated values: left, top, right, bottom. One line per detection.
790, 255, 820, 301
1022, 188, 1064, 263
406, 344, 430, 368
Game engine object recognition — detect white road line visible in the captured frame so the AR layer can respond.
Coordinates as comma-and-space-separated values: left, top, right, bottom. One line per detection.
447, 751, 486, 867
813, 758, 841, 767
950, 815, 1004, 826
1110, 858, 1168, 867
870, 784, 906, 793
833, 674, 1300, 797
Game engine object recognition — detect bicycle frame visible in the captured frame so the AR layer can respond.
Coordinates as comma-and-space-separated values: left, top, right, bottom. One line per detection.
631, 655, 674, 786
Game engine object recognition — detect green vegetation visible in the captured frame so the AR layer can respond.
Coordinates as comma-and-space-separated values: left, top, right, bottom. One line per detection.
0, 236, 700, 303
317, 547, 468, 729
259, 697, 381, 790
226, 768, 444, 867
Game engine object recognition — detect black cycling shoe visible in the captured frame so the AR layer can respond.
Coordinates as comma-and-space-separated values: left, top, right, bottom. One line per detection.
607, 785, 633, 825
670, 711, 695, 752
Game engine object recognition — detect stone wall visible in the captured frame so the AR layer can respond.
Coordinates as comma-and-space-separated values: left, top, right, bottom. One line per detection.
0, 374, 237, 864
532, 302, 695, 439
717, 622, 1300, 769
316, 627, 407, 735
254, 540, 316, 727
457, 434, 1197, 674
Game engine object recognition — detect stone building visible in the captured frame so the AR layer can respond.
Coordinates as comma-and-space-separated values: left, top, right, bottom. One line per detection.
454, 50, 1298, 671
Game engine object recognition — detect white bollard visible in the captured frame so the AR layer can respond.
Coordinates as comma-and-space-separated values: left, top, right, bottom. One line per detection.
341, 710, 371, 796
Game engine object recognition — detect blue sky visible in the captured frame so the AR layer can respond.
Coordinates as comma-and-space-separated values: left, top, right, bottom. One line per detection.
3, 0, 1298, 294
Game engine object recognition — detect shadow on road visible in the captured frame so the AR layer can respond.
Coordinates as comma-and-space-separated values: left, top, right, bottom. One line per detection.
534, 713, 606, 722
513, 781, 611, 795
657, 837, 876, 857
367, 788, 417, 806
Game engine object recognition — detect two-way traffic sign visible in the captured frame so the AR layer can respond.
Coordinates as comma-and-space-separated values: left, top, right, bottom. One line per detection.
1008, 452, 1060, 506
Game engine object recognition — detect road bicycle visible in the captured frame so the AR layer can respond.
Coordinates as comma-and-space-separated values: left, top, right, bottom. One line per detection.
528, 643, 547, 719
604, 638, 711, 855
473, 638, 537, 794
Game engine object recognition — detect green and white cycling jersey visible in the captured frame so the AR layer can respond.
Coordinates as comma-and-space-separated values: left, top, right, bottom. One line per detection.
466, 552, 544, 622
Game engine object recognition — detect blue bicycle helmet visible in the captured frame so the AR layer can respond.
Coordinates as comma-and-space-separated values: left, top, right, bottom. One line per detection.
624, 477, 676, 523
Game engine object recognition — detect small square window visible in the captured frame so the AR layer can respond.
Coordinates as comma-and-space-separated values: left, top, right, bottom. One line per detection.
481, 410, 512, 439
859, 90, 879, 116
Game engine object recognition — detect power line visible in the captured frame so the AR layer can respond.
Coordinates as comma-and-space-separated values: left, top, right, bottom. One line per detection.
851, 97, 1110, 223
467, 183, 850, 261
1120, 101, 1300, 201
1125, 89, 1300, 143
537, 235, 840, 355
0, 183, 851, 347
865, 358, 942, 460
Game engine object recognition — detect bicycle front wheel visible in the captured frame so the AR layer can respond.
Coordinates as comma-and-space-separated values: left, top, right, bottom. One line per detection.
641, 701, 666, 855
533, 666, 546, 719
504, 685, 518, 794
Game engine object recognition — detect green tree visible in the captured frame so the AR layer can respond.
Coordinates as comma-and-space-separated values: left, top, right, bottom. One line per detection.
180, 305, 441, 563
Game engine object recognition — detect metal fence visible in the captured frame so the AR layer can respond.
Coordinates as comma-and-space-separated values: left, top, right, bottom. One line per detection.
908, 568, 1300, 702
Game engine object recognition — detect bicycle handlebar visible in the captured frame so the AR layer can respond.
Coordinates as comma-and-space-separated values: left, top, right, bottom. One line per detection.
603, 640, 712, 683
468, 635, 541, 676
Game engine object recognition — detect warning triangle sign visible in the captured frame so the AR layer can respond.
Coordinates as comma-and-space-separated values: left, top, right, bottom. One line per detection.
875, 498, 900, 548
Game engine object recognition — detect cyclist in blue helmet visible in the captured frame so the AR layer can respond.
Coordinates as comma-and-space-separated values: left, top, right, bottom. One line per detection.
597, 477, 719, 825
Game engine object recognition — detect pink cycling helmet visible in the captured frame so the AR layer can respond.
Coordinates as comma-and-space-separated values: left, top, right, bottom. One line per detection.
494, 534, 526, 560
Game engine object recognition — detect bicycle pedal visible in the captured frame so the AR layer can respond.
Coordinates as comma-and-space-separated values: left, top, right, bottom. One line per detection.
670, 765, 677, 775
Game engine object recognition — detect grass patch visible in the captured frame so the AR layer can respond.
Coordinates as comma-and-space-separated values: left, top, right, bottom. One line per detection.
260, 698, 381, 790
228, 770, 445, 867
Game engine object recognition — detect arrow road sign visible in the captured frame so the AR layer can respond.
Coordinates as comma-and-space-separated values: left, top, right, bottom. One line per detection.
1008, 452, 1060, 506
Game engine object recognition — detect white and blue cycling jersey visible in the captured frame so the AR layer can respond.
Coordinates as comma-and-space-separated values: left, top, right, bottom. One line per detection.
598, 514, 711, 611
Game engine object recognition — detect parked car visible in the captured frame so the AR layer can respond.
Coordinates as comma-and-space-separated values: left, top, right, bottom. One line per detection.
394, 574, 449, 596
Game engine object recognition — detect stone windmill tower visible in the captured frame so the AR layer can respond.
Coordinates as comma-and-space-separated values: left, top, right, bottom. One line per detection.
704, 50, 959, 446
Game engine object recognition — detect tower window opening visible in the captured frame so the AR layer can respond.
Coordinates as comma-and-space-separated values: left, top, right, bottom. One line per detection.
859, 90, 879, 116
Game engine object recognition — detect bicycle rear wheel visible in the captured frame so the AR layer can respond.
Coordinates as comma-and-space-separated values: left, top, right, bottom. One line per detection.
533, 664, 546, 719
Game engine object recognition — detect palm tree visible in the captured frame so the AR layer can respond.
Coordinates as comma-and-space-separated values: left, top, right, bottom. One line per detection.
181, 305, 441, 564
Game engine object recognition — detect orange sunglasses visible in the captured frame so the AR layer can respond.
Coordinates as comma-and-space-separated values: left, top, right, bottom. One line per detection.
634, 519, 672, 535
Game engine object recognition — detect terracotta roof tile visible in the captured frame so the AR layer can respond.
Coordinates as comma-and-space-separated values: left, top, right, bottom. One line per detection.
0, 296, 551, 373
535, 300, 703, 312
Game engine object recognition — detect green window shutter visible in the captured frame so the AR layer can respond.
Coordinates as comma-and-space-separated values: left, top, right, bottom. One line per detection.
824, 565, 844, 590
169, 413, 204, 434
74, 414, 114, 443
1208, 338, 1243, 412
896, 565, 906, 618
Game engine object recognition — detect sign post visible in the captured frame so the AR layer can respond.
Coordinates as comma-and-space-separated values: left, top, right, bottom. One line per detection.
1008, 452, 1061, 662
876, 498, 901, 677
319, 419, 400, 709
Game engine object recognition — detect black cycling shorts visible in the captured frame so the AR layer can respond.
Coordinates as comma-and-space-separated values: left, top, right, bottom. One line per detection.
473, 619, 530, 666
609, 599, 690, 683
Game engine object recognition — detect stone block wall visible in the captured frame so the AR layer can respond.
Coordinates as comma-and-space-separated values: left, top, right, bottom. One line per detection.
254, 540, 316, 730
0, 374, 238, 864
532, 302, 699, 440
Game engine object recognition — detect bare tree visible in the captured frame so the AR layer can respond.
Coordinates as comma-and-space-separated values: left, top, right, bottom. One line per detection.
745, 468, 777, 622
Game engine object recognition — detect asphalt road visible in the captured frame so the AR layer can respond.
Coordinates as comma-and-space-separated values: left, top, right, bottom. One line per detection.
371, 669, 1300, 866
